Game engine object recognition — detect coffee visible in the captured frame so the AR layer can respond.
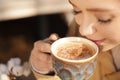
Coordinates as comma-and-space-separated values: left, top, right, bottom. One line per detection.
56, 41, 95, 60
51, 37, 99, 80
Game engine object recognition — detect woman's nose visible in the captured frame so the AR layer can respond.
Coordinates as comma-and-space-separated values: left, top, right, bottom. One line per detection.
79, 23, 96, 36
79, 17, 96, 36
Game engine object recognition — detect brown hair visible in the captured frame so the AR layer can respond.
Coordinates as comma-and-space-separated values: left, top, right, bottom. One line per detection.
66, 19, 81, 37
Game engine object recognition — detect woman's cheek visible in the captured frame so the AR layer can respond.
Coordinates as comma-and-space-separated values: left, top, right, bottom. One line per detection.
74, 17, 81, 25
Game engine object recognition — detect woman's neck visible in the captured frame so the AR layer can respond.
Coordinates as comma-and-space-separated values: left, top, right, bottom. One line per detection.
111, 45, 120, 71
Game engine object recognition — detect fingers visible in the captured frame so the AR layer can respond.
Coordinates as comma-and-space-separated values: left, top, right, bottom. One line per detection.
43, 33, 60, 44
49, 33, 59, 41
30, 33, 59, 75
34, 40, 51, 53
33, 33, 60, 53
30, 49, 54, 74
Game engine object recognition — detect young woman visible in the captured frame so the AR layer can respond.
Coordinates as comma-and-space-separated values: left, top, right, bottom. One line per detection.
29, 0, 120, 80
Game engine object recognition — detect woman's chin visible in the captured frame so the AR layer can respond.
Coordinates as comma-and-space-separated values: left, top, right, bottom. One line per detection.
100, 44, 119, 52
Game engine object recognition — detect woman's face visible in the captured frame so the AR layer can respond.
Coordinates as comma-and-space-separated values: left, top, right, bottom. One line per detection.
69, 0, 120, 51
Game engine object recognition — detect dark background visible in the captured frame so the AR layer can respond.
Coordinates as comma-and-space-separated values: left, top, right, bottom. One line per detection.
0, 13, 68, 63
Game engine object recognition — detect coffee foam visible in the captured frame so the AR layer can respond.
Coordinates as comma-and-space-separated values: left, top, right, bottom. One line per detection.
51, 37, 99, 62
56, 41, 95, 60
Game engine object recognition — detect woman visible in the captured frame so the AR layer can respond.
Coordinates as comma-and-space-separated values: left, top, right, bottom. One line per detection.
29, 0, 120, 80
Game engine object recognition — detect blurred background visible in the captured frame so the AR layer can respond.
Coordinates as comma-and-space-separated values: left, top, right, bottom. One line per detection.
0, 0, 73, 79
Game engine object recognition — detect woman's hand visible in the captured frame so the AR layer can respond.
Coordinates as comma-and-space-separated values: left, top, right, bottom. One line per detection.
30, 33, 59, 75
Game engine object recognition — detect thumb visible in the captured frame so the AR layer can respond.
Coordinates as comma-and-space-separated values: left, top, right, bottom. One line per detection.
49, 33, 59, 41
44, 33, 60, 44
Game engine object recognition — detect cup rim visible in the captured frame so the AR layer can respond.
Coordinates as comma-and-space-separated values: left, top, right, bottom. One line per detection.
51, 37, 99, 63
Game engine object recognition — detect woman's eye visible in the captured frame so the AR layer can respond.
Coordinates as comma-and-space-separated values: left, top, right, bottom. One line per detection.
73, 10, 81, 15
98, 18, 111, 23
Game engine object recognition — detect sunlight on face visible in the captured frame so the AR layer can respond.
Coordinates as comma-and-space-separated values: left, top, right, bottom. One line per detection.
69, 0, 120, 51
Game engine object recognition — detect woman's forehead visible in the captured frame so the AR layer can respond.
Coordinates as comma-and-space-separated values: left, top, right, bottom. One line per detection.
69, 0, 120, 11
69, 0, 119, 5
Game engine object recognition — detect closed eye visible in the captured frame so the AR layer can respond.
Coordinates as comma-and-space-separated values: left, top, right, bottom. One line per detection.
98, 19, 111, 23
73, 10, 82, 15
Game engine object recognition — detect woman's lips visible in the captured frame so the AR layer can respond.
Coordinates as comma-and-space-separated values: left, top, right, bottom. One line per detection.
88, 39, 105, 45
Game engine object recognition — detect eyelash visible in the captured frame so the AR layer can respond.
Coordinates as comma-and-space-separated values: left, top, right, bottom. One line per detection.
73, 10, 81, 15
98, 18, 111, 23
73, 9, 112, 24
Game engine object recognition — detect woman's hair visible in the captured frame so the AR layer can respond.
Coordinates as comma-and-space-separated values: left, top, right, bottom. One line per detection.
66, 19, 81, 37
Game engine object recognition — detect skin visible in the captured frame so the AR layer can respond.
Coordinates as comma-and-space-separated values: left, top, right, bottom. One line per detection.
30, 34, 59, 73
69, 0, 120, 51
30, 0, 120, 73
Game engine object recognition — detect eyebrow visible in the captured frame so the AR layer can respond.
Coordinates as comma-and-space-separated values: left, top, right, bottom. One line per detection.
71, 4, 112, 12
69, 0, 114, 13
68, 0, 77, 8
86, 8, 113, 12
